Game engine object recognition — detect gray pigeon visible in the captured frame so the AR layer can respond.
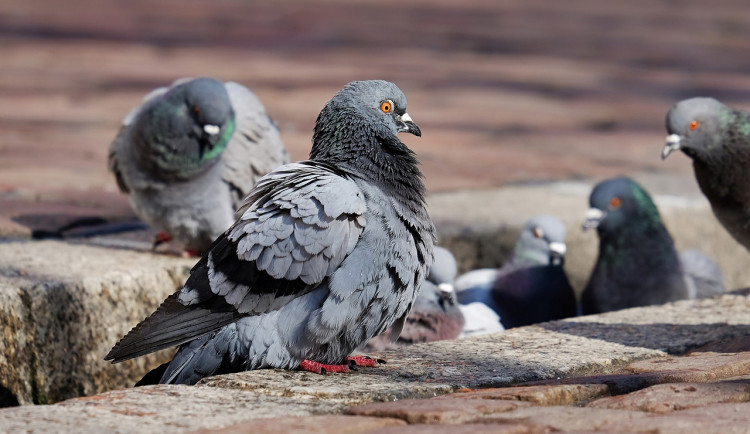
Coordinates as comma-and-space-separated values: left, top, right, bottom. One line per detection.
106, 80, 435, 384
581, 176, 724, 315
109, 77, 289, 254
455, 214, 576, 329
363, 246, 464, 351
662, 97, 750, 251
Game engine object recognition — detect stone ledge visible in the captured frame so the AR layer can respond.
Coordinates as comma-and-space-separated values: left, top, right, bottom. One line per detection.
0, 293, 746, 432
0, 241, 194, 404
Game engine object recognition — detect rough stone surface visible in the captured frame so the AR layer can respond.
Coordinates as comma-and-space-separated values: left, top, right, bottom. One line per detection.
615, 402, 750, 433
479, 405, 650, 431
192, 415, 408, 434
0, 385, 351, 433
345, 398, 534, 424
0, 241, 193, 404
586, 376, 750, 413
440, 384, 611, 406
198, 369, 455, 405
372, 424, 532, 434
626, 351, 750, 382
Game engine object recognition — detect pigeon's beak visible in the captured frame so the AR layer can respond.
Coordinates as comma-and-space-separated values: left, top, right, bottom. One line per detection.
582, 207, 605, 231
397, 113, 421, 137
203, 124, 221, 136
548, 242, 567, 265
437, 282, 456, 307
662, 134, 682, 160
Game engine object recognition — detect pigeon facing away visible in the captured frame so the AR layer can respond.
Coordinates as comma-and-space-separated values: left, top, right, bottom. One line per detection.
109, 77, 289, 254
581, 176, 724, 315
663, 97, 750, 251
106, 80, 435, 384
363, 246, 464, 351
455, 214, 576, 329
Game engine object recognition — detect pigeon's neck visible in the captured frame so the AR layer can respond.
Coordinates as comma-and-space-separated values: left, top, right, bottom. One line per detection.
310, 121, 427, 205
134, 100, 233, 182
505, 243, 550, 270
599, 223, 680, 272
691, 109, 750, 199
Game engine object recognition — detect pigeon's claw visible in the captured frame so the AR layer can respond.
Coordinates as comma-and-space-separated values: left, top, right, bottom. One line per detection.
299, 359, 352, 374
347, 355, 386, 367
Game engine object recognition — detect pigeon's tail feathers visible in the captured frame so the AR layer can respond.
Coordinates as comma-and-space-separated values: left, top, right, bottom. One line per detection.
105, 293, 242, 364
680, 249, 726, 299
135, 362, 170, 387
159, 329, 236, 385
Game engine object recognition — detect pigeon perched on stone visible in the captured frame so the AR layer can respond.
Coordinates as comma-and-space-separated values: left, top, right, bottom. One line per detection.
109, 77, 289, 254
662, 97, 750, 251
455, 214, 576, 329
106, 80, 434, 385
363, 247, 464, 351
581, 176, 725, 315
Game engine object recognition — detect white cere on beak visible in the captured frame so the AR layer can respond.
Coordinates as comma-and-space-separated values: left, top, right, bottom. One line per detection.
583, 207, 605, 230
203, 124, 220, 135
401, 113, 413, 123
548, 242, 567, 257
662, 134, 682, 160
437, 282, 455, 294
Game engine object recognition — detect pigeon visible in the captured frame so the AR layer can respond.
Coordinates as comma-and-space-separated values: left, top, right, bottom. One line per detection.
106, 80, 435, 385
662, 97, 750, 251
455, 214, 576, 329
679, 249, 725, 299
362, 246, 464, 351
581, 176, 725, 314
108, 77, 289, 254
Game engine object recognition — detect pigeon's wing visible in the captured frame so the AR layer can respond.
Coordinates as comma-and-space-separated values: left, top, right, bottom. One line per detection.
105, 162, 367, 363
680, 249, 726, 299
221, 82, 290, 207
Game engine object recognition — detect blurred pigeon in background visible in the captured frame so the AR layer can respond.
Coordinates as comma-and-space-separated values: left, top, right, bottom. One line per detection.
106, 80, 435, 384
109, 77, 289, 254
581, 176, 724, 315
455, 214, 576, 329
663, 97, 750, 251
363, 246, 464, 351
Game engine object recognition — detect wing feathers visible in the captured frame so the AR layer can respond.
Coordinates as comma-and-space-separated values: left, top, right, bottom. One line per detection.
105, 293, 242, 363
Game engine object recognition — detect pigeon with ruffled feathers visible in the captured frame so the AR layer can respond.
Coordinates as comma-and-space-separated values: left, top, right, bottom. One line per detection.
106, 80, 434, 384
109, 77, 289, 254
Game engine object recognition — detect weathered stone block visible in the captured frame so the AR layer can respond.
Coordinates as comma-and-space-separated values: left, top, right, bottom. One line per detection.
0, 241, 193, 404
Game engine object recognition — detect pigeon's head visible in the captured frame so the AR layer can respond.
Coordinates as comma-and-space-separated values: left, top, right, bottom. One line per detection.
181, 78, 236, 156
427, 247, 458, 305
663, 97, 728, 161
514, 214, 568, 267
311, 80, 421, 162
137, 77, 236, 178
583, 177, 662, 236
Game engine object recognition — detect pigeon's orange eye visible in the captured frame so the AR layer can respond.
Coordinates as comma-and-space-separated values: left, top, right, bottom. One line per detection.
193, 106, 200, 116
532, 227, 544, 239
609, 197, 621, 209
689, 120, 699, 130
380, 101, 393, 113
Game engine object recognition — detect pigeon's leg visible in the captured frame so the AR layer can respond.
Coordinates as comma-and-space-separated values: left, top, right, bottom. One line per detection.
299, 359, 351, 374
152, 231, 173, 250
347, 355, 386, 367
181, 249, 202, 258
